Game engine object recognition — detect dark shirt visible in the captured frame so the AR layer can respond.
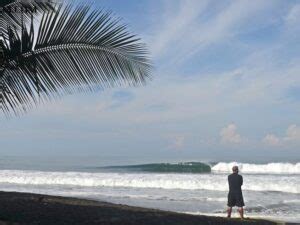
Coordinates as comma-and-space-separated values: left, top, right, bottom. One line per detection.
228, 173, 243, 194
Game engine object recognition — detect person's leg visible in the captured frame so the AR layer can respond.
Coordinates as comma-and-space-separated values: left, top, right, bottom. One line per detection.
238, 207, 244, 219
227, 193, 234, 218
227, 207, 232, 218
237, 194, 245, 219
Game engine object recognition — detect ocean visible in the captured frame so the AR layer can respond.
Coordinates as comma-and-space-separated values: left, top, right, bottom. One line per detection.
0, 156, 299, 222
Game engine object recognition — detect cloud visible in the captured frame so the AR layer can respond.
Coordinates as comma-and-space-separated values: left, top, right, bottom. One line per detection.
284, 124, 300, 142
220, 123, 242, 144
167, 135, 185, 150
263, 124, 300, 146
150, 0, 209, 57
262, 134, 280, 146
150, 0, 277, 66
285, 4, 300, 27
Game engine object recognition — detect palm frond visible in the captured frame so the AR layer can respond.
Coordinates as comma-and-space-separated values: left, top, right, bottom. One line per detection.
0, 4, 152, 115
0, 0, 56, 38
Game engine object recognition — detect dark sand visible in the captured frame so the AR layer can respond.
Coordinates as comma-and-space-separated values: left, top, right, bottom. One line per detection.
0, 191, 290, 225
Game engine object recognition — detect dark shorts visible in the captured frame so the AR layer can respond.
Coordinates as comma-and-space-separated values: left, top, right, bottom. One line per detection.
227, 192, 245, 207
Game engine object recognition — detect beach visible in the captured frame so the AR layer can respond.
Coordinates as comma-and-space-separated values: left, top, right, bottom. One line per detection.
0, 160, 299, 222
0, 158, 298, 223
0, 191, 287, 225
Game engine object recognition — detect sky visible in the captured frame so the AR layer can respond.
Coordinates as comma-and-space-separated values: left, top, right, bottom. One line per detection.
0, 0, 300, 163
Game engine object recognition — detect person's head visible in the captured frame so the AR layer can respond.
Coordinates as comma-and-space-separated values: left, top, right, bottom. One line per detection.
232, 166, 239, 174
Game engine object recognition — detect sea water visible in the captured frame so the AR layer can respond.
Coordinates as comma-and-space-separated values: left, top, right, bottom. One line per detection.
0, 156, 299, 222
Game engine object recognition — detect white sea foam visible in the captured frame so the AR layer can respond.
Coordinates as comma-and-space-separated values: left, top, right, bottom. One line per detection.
283, 199, 300, 204
211, 162, 300, 174
0, 170, 298, 193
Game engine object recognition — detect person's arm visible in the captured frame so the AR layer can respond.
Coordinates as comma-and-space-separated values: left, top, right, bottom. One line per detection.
240, 176, 243, 186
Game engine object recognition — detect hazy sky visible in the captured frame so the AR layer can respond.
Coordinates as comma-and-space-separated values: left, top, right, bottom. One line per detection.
0, 0, 300, 163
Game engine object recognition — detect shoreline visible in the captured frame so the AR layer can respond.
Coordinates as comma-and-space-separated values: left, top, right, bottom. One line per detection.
0, 191, 295, 225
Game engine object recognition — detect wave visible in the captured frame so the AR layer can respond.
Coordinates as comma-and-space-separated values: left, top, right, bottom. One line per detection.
93, 161, 300, 175
0, 170, 298, 193
212, 162, 300, 174
98, 162, 211, 174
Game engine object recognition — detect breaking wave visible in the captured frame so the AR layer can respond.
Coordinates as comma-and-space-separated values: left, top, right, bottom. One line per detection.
212, 162, 300, 174
97, 162, 300, 175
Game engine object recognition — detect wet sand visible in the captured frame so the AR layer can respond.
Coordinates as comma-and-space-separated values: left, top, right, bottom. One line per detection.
0, 191, 290, 225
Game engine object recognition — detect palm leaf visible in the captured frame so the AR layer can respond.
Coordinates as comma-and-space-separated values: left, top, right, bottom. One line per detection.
0, 4, 152, 115
0, 0, 56, 38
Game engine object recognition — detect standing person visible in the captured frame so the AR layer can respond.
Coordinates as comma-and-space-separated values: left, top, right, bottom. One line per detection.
227, 166, 244, 219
